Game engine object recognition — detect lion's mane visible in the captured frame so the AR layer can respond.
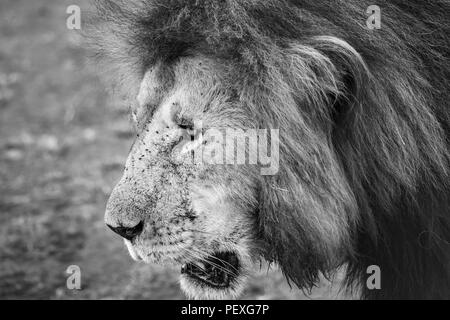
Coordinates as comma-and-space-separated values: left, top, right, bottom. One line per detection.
87, 0, 450, 299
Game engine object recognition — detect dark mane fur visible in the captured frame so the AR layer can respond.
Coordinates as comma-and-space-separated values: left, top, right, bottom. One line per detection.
87, 0, 450, 299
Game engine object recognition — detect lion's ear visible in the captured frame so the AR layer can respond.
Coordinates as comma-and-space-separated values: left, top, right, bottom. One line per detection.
328, 71, 357, 126
312, 36, 372, 127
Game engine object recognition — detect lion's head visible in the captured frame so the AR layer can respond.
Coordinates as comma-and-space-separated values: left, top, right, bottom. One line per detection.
88, 0, 450, 299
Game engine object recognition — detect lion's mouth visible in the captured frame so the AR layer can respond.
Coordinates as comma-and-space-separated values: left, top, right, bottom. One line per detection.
181, 251, 240, 288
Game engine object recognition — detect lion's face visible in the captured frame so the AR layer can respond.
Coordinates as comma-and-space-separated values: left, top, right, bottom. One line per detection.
104, 41, 364, 299
104, 47, 358, 299
105, 57, 264, 299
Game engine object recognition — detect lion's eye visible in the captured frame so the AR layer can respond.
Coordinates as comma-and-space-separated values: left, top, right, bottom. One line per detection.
177, 117, 195, 136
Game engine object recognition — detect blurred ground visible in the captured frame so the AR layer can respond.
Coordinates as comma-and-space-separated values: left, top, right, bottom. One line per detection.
0, 0, 347, 300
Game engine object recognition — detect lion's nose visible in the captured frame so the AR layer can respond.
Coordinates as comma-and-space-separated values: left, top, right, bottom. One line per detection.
106, 221, 144, 241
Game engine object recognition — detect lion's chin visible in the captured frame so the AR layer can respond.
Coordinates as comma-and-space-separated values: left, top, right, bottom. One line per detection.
125, 240, 249, 299
179, 251, 247, 300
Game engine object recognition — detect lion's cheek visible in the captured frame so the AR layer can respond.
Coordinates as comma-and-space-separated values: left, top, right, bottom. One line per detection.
190, 185, 250, 239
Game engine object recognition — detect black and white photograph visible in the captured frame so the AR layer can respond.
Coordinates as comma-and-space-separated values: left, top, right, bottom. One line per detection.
0, 0, 449, 306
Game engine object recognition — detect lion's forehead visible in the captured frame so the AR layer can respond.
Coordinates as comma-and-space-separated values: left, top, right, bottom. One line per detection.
136, 57, 227, 119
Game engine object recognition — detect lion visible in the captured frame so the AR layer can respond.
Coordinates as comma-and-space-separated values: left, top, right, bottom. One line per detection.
86, 0, 450, 299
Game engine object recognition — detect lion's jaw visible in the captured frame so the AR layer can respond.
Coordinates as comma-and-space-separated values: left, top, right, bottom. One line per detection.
104, 58, 259, 299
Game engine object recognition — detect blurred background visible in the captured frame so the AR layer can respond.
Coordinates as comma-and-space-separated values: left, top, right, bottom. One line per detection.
0, 0, 346, 299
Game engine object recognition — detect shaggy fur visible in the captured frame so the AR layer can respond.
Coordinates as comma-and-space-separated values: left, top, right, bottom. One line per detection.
87, 0, 450, 299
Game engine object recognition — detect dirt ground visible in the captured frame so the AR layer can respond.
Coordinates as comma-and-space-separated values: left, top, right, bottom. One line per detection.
0, 0, 347, 300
